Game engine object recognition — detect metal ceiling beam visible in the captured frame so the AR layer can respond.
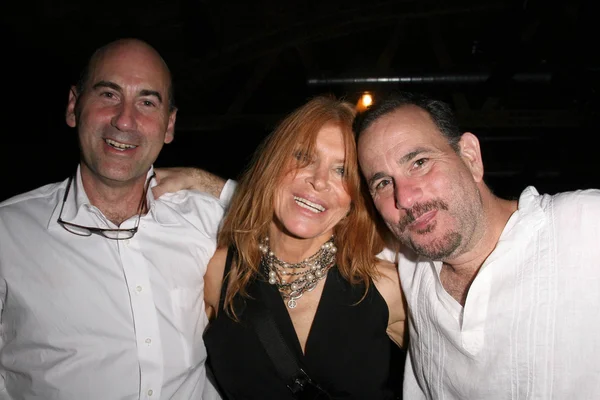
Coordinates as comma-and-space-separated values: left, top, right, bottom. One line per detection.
307, 72, 553, 85
174, 109, 584, 132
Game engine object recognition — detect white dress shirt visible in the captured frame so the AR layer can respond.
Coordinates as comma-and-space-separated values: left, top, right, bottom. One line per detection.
0, 167, 227, 400
393, 186, 600, 399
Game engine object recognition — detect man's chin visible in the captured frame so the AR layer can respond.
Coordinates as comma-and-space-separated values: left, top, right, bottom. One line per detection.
404, 231, 462, 260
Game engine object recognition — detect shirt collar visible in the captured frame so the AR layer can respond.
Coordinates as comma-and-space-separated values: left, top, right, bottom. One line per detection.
147, 170, 183, 226
48, 165, 181, 231
500, 186, 544, 239
48, 165, 95, 231
424, 186, 544, 272
484, 186, 545, 265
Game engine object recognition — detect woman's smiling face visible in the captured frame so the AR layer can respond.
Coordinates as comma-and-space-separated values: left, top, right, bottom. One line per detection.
272, 123, 352, 242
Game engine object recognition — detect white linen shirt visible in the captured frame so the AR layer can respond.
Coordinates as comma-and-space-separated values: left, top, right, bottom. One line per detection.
395, 186, 600, 399
0, 167, 227, 400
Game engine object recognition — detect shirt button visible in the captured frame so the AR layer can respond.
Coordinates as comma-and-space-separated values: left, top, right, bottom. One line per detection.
145, 338, 152, 345
135, 285, 143, 293
147, 389, 153, 396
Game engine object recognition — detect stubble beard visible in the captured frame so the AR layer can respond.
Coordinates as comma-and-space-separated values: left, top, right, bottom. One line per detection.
404, 230, 462, 260
387, 199, 463, 260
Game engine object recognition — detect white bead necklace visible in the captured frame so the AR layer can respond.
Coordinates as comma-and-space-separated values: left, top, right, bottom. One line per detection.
259, 236, 337, 308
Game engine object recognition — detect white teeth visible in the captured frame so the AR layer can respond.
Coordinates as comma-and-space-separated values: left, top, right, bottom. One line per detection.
105, 138, 137, 150
294, 196, 325, 213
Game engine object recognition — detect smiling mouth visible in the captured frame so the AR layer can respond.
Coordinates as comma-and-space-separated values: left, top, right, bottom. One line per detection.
411, 210, 436, 226
294, 196, 326, 213
105, 138, 137, 151
398, 199, 449, 233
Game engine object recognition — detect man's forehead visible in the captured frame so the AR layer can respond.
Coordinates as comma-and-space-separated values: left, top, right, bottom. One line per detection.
89, 44, 169, 87
374, 106, 431, 130
87, 67, 169, 102
358, 110, 404, 151
358, 107, 440, 170
362, 107, 442, 147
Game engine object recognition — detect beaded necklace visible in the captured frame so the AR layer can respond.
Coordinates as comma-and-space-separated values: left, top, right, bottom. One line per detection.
259, 236, 337, 308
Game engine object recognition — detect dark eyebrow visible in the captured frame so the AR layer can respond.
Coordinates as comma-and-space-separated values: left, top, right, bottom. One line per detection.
367, 172, 389, 189
92, 80, 121, 92
366, 147, 431, 188
140, 89, 163, 104
91, 81, 163, 104
398, 147, 429, 165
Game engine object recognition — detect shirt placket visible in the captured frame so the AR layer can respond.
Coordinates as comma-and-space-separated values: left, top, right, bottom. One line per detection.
460, 268, 491, 356
119, 236, 164, 400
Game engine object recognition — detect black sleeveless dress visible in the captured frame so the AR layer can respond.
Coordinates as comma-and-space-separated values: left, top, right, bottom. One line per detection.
203, 249, 403, 399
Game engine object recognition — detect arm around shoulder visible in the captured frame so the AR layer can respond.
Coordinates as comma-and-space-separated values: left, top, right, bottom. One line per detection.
153, 167, 228, 199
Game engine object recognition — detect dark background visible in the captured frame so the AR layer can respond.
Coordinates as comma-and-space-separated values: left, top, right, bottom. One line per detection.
1, 0, 599, 203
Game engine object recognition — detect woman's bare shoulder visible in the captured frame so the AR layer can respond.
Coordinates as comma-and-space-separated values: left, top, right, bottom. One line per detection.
374, 259, 399, 280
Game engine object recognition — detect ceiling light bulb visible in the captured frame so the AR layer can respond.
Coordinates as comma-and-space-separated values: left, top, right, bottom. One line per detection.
361, 93, 373, 107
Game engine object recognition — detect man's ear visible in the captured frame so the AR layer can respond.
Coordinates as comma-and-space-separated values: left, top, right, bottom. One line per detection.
66, 86, 78, 128
458, 132, 484, 182
164, 107, 177, 144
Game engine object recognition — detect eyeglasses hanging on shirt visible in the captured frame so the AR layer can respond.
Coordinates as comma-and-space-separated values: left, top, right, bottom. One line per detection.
57, 173, 156, 240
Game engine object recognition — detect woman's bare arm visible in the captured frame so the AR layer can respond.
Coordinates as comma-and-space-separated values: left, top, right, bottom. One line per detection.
373, 259, 407, 348
204, 247, 229, 320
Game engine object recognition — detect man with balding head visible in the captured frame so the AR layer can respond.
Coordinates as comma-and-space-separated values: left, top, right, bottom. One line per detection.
0, 38, 230, 399
355, 91, 600, 399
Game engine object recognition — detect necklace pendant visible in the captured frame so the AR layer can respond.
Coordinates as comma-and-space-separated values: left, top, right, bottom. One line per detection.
260, 235, 336, 311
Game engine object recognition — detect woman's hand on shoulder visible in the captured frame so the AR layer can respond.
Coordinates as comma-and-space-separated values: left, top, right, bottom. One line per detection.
374, 259, 407, 348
